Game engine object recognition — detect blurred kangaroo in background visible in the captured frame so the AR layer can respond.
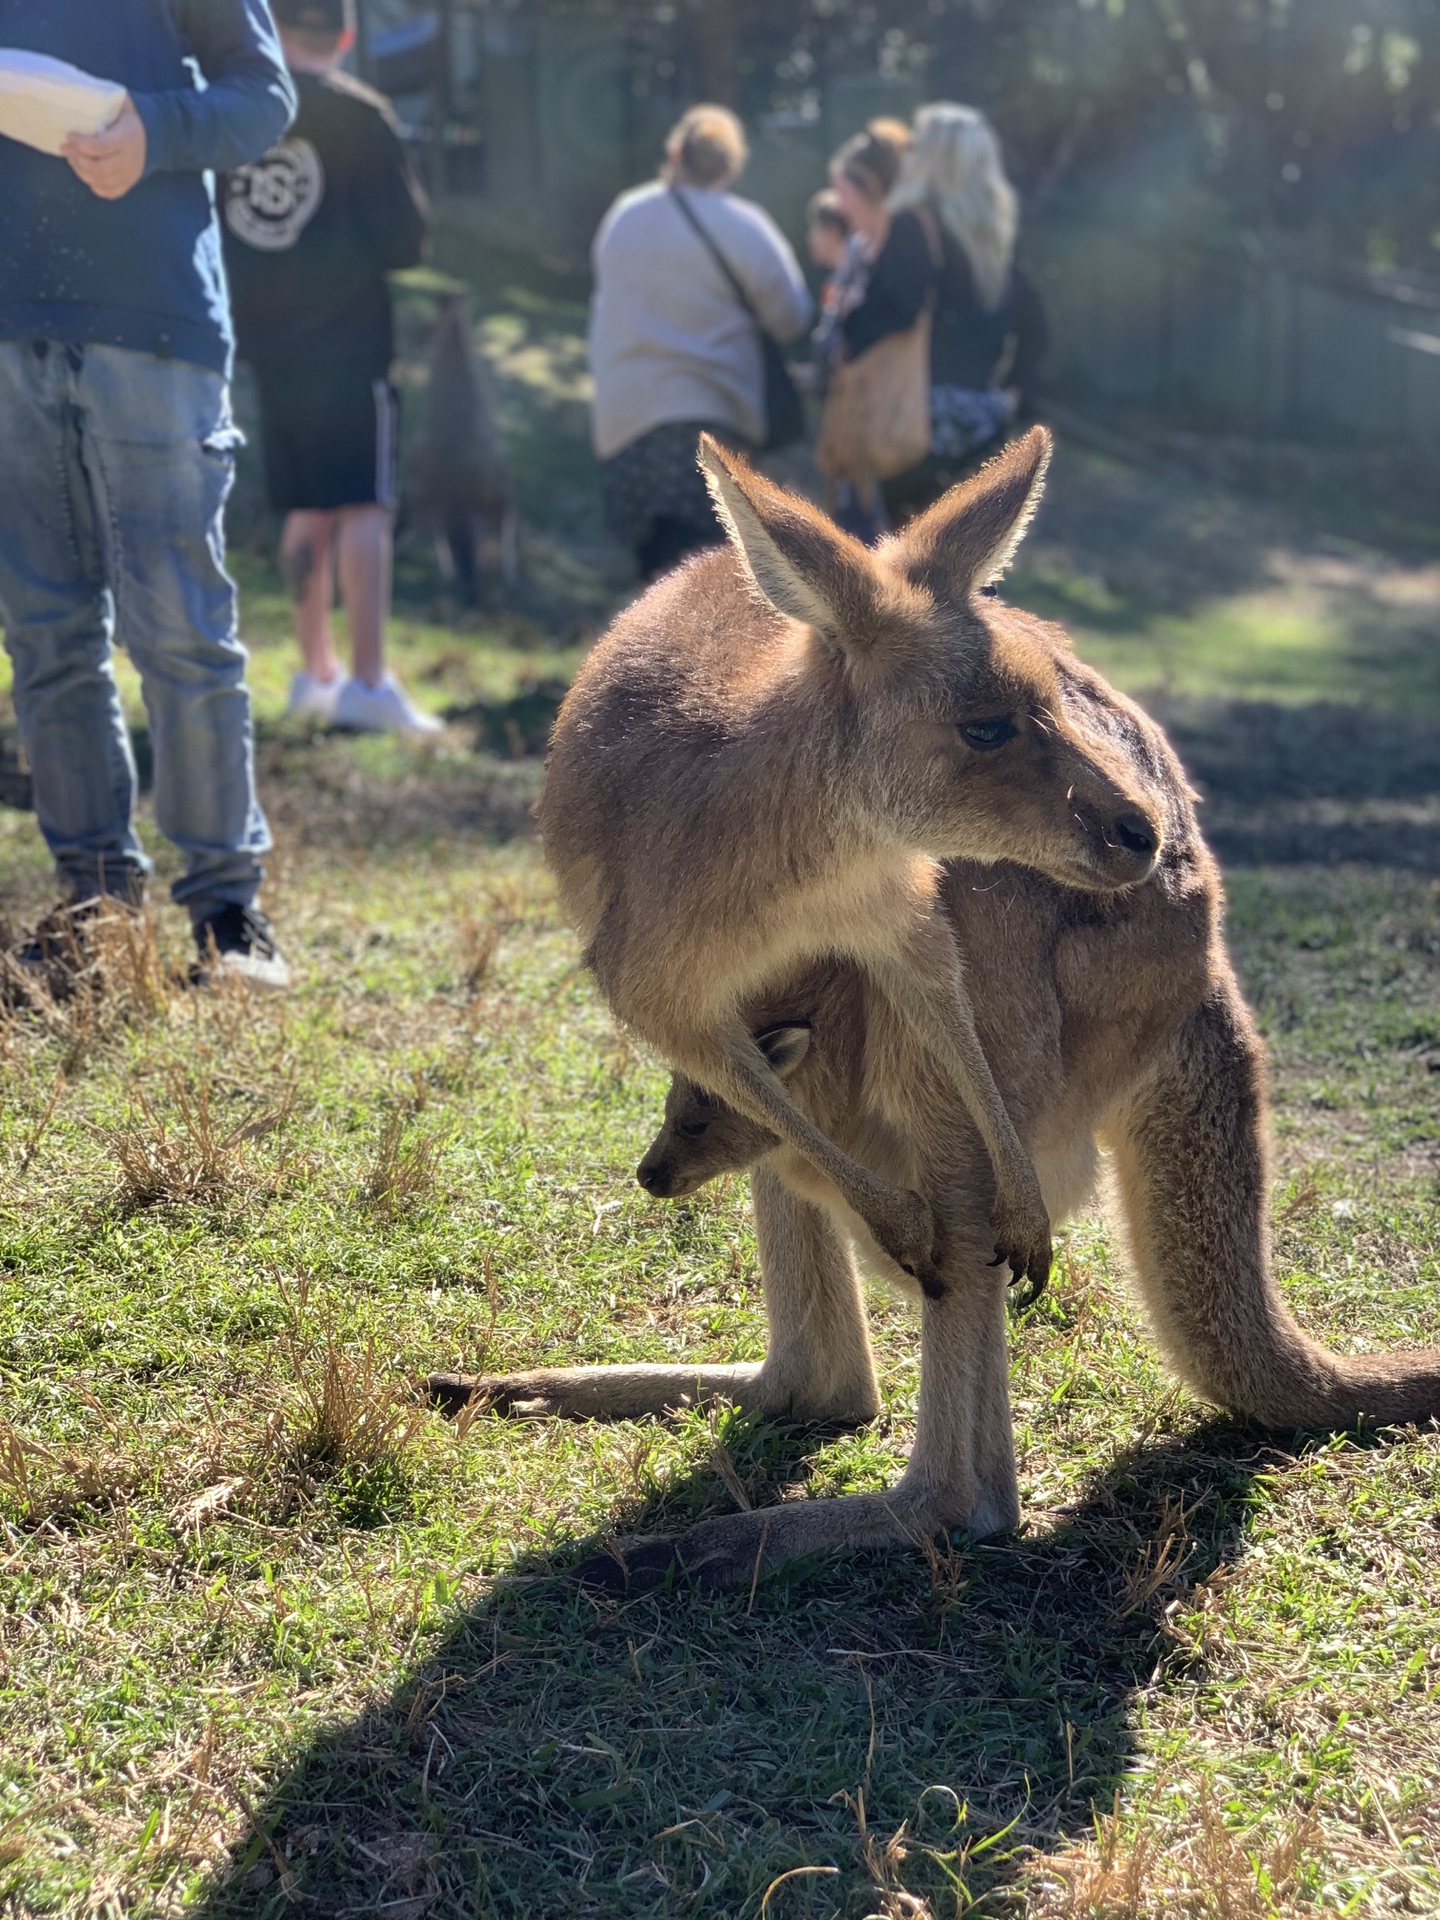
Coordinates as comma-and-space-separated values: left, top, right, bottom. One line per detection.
432, 623, 1440, 1594
535, 429, 1164, 1310
412, 292, 517, 599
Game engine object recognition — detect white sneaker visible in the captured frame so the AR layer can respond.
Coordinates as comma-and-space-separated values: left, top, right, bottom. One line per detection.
332, 672, 444, 737
286, 670, 340, 721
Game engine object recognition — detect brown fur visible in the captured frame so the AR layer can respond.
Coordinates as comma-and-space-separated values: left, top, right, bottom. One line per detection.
536, 429, 1163, 1298
412, 294, 517, 599
433, 644, 1440, 1594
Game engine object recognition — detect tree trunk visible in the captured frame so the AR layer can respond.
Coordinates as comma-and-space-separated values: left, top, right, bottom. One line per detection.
695, 0, 739, 107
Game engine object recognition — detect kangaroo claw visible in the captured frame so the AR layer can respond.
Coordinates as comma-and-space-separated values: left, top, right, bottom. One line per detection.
1008, 1256, 1051, 1311
875, 1188, 945, 1298
989, 1190, 1052, 1300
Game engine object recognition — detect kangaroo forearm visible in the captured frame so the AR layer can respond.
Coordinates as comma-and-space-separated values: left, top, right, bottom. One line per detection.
935, 1025, 1035, 1195
863, 941, 1042, 1211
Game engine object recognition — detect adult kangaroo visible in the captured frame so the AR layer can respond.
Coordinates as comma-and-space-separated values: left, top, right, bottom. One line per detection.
432, 648, 1440, 1592
537, 428, 1163, 1299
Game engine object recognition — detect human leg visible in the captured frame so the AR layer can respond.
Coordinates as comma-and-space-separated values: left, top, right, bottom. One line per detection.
603, 422, 752, 583
0, 340, 148, 906
74, 345, 271, 928
635, 514, 723, 582
330, 505, 443, 735
334, 504, 392, 689
280, 509, 339, 685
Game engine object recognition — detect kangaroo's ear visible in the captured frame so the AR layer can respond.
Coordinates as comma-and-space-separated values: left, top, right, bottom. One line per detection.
893, 425, 1051, 601
699, 437, 921, 653
755, 1022, 812, 1078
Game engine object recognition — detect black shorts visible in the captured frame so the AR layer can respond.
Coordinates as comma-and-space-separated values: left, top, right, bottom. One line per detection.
253, 356, 399, 514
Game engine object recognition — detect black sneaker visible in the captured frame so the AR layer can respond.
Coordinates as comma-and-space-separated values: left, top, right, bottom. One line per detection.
191, 903, 290, 991
2, 895, 141, 1006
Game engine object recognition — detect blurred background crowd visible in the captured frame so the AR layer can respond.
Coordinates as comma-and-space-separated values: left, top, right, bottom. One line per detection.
357, 0, 1440, 465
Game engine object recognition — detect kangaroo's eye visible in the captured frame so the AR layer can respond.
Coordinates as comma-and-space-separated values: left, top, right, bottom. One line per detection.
960, 717, 1016, 751
678, 1119, 711, 1140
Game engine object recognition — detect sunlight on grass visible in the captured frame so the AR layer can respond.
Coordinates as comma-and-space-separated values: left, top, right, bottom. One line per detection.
1011, 569, 1440, 717
0, 231, 1436, 1918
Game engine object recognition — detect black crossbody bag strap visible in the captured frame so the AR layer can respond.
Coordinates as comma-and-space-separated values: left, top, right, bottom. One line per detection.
669, 185, 767, 336
668, 184, 805, 451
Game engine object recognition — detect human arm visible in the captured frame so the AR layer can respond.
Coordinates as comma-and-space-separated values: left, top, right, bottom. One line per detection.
356, 105, 432, 273
840, 211, 932, 358
63, 100, 149, 201
129, 0, 296, 179
737, 206, 813, 344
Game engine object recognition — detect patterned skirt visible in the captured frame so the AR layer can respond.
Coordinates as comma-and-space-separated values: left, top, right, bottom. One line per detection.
600, 419, 753, 551
930, 385, 1017, 462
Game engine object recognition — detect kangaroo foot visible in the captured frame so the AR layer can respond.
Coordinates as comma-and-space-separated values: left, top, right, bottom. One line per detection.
572, 1485, 1005, 1596
868, 1187, 945, 1298
988, 1186, 1052, 1301
425, 1361, 764, 1422
426, 1371, 560, 1418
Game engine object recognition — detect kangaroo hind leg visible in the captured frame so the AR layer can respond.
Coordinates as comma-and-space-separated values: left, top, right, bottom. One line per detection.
429, 1170, 880, 1429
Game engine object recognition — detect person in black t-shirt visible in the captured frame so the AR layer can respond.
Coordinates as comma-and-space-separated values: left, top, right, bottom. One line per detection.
223, 0, 438, 735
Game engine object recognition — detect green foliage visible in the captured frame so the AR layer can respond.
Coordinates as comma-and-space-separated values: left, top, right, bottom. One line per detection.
564, 0, 1440, 269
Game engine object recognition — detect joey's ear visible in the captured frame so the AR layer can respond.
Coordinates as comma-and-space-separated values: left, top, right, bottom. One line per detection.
699, 436, 915, 651
894, 425, 1051, 601
755, 1022, 812, 1078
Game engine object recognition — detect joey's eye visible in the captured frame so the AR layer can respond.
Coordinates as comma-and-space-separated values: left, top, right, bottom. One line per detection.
959, 717, 1016, 751
678, 1119, 711, 1139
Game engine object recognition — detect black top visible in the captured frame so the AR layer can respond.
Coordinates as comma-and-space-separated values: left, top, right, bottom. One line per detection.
840, 205, 1048, 396
222, 68, 429, 373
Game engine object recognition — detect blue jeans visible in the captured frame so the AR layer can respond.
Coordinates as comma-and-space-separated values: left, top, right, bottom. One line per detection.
0, 340, 269, 921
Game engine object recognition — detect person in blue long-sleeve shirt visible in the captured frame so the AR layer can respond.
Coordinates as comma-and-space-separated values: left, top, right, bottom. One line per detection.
0, 1, 298, 991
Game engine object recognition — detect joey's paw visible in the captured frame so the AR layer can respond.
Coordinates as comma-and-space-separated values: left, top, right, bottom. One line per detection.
876, 1189, 945, 1299
988, 1195, 1052, 1299
424, 1373, 558, 1420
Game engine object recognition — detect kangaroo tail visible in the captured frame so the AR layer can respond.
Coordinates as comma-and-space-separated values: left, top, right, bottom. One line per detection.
1105, 975, 1440, 1429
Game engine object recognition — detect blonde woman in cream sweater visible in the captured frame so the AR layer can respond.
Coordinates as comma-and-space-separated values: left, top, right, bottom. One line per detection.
589, 104, 810, 581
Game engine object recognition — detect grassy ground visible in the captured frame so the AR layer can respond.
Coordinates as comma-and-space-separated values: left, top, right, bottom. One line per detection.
0, 238, 1438, 1918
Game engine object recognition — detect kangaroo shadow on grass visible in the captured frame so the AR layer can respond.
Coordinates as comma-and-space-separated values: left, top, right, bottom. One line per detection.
192, 1411, 1309, 1920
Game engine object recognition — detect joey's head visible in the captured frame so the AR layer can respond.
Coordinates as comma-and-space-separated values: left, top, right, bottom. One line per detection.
699, 430, 1163, 892
636, 1024, 810, 1198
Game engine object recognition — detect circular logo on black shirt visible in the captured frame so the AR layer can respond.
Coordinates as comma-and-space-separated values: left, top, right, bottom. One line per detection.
225, 139, 326, 252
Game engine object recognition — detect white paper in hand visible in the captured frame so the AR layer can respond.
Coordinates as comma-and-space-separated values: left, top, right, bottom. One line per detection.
0, 50, 126, 157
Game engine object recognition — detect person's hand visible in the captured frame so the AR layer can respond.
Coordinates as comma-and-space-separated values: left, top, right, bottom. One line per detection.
63, 98, 147, 201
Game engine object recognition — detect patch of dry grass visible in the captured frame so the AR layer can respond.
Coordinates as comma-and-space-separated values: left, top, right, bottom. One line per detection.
101, 1068, 295, 1212
357, 1111, 449, 1219
1029, 1786, 1325, 1918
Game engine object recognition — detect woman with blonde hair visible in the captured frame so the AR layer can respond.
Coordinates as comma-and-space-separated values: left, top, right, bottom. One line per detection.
589, 104, 811, 579
883, 101, 1048, 519
818, 116, 927, 536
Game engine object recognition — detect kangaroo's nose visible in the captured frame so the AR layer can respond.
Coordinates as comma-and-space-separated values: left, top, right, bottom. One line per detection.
636, 1159, 668, 1195
1112, 813, 1158, 858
